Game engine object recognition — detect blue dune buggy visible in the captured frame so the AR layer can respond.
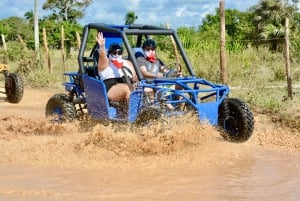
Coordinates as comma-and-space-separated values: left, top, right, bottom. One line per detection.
46, 23, 254, 142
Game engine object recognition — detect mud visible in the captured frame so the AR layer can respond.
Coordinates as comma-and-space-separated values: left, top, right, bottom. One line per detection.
0, 88, 299, 201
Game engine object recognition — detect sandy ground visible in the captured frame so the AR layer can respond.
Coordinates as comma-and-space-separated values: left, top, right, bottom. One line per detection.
0, 87, 299, 201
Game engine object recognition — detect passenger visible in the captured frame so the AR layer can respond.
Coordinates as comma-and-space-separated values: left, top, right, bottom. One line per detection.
136, 38, 182, 110
136, 38, 169, 78
96, 32, 137, 102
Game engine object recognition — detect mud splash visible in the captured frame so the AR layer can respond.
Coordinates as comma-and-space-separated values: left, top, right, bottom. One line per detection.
1, 88, 300, 201
1, 113, 300, 201
1, 111, 299, 170
78, 115, 216, 156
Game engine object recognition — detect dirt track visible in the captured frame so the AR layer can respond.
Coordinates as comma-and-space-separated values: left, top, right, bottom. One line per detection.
0, 88, 299, 201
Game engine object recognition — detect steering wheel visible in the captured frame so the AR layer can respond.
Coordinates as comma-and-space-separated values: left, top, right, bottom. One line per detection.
164, 62, 182, 77
121, 66, 137, 90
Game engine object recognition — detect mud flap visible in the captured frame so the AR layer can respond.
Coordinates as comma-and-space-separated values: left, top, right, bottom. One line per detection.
128, 89, 143, 123
196, 102, 219, 125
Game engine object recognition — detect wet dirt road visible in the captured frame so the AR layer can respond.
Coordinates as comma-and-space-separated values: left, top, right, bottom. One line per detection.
0, 88, 300, 201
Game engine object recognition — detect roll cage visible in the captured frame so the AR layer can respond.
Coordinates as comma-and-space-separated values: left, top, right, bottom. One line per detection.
78, 23, 195, 81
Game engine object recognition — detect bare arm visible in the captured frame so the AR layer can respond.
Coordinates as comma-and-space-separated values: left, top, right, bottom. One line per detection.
96, 32, 109, 71
140, 66, 163, 78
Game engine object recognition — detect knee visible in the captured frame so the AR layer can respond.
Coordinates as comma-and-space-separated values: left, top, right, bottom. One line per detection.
124, 87, 131, 100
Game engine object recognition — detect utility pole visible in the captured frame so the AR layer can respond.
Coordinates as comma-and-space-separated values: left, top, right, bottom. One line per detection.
34, 0, 40, 59
220, 0, 228, 85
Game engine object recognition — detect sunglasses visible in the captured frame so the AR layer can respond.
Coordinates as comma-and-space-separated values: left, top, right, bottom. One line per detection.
144, 47, 155, 51
111, 49, 123, 55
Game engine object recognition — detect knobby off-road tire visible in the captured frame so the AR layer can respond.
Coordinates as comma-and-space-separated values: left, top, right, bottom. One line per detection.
218, 98, 254, 143
5, 73, 24, 103
46, 93, 76, 123
134, 106, 163, 127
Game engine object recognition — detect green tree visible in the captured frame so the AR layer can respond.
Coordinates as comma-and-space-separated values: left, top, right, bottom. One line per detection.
251, 0, 299, 51
0, 17, 31, 41
37, 19, 82, 50
24, 10, 35, 34
197, 8, 254, 51
198, 11, 220, 40
24, 10, 34, 24
42, 0, 92, 22
199, 8, 254, 41
124, 11, 138, 25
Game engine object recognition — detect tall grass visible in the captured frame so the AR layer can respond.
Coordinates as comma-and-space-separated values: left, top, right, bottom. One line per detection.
188, 45, 300, 86
4, 41, 300, 129
185, 44, 300, 129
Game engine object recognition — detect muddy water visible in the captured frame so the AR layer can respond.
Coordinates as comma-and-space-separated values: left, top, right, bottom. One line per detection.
0, 144, 299, 201
0, 88, 300, 201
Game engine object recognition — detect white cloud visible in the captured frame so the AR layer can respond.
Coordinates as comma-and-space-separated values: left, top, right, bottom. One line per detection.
125, 0, 141, 11
175, 6, 186, 18
225, 0, 260, 11
3, 0, 294, 29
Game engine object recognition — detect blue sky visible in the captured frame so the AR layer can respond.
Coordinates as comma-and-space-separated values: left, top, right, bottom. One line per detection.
0, 0, 275, 29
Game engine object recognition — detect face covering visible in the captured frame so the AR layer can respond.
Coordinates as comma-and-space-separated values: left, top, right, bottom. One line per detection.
144, 50, 156, 63
109, 54, 123, 68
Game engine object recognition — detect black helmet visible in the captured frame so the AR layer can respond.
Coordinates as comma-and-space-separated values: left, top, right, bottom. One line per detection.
142, 39, 156, 49
108, 43, 123, 54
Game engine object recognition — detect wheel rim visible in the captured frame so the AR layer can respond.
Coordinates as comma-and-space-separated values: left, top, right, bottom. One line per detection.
51, 107, 64, 122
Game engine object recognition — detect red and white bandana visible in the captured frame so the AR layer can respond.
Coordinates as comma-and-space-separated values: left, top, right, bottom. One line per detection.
109, 54, 123, 69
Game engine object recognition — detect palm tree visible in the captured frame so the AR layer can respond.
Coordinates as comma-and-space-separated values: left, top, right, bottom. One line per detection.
252, 0, 299, 51
124, 11, 138, 25
24, 10, 34, 24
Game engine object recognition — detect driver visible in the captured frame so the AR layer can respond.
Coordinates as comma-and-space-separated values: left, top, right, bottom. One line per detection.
136, 38, 169, 78
136, 38, 183, 110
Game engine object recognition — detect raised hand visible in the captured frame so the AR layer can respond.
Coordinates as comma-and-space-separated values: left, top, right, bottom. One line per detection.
96, 32, 105, 47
